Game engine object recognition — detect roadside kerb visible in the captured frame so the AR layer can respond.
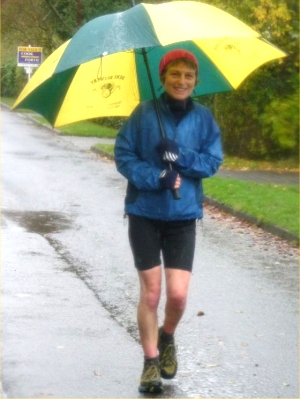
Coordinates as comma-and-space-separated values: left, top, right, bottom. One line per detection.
203, 196, 299, 245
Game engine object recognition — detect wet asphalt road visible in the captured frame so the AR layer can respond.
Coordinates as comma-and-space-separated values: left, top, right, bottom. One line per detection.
1, 107, 299, 398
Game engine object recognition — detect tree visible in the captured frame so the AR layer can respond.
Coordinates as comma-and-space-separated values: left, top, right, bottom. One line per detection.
197, 0, 299, 160
1, 0, 133, 94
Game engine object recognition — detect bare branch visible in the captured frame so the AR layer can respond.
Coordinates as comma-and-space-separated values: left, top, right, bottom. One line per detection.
43, 0, 64, 23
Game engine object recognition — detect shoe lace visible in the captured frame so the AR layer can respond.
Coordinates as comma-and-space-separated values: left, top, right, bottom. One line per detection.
143, 363, 160, 382
160, 343, 176, 367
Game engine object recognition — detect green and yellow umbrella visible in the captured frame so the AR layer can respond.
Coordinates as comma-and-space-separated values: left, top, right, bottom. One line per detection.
12, 1, 286, 127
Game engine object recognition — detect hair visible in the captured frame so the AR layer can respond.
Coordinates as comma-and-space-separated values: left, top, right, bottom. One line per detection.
160, 58, 199, 84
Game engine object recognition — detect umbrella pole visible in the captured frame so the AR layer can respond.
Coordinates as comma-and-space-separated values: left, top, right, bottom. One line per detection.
141, 51, 165, 135
141, 48, 181, 200
130, 0, 180, 199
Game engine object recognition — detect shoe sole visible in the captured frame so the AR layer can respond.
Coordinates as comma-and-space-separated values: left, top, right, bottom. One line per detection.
139, 383, 163, 393
161, 368, 177, 380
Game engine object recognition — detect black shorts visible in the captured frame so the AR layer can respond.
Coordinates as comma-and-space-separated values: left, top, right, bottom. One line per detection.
128, 214, 196, 272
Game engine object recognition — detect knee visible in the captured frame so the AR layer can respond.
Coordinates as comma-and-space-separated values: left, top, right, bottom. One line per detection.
141, 285, 161, 310
167, 291, 187, 310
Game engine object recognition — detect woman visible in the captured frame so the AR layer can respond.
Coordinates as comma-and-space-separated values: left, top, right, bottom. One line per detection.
114, 49, 223, 393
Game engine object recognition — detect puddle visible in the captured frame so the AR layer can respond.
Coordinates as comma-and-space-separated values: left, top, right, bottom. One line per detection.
2, 210, 72, 235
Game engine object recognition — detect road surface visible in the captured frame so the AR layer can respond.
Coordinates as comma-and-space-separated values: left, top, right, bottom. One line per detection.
1, 107, 299, 398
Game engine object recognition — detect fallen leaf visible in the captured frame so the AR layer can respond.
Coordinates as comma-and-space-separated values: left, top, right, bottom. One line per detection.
197, 311, 205, 316
202, 363, 220, 368
179, 371, 191, 377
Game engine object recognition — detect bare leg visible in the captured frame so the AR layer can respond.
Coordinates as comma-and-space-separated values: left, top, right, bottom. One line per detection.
137, 265, 162, 358
163, 268, 191, 334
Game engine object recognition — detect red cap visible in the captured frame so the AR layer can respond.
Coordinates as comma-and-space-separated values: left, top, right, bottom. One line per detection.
159, 49, 199, 76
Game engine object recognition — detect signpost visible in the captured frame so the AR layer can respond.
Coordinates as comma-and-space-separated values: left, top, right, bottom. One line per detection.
17, 46, 43, 81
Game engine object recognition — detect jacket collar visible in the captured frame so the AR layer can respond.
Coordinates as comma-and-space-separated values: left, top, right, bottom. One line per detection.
159, 92, 194, 125
161, 92, 194, 112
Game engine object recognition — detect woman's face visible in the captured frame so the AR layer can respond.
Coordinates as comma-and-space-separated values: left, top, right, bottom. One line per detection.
162, 61, 197, 101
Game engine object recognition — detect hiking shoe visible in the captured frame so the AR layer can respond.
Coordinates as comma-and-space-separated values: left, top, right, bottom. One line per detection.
158, 327, 178, 379
138, 357, 163, 393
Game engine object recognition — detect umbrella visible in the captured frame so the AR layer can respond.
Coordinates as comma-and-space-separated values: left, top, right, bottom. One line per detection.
12, 1, 286, 128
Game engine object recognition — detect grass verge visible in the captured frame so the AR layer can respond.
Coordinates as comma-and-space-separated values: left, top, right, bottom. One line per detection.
93, 144, 115, 157
203, 177, 299, 237
1, 97, 15, 107
221, 155, 299, 172
94, 143, 298, 172
34, 117, 117, 138
58, 121, 117, 138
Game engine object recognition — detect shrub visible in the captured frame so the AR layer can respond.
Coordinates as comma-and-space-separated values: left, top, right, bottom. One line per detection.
1, 63, 27, 97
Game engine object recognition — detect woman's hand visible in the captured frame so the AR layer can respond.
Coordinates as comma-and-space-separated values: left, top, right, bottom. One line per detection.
159, 170, 181, 190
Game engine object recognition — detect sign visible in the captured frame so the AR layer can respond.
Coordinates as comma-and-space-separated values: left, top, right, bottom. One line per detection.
17, 46, 42, 67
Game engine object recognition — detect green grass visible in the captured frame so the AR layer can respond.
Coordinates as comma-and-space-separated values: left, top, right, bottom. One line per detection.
93, 144, 299, 172
58, 121, 117, 138
93, 143, 115, 155
221, 155, 299, 172
2, 97, 15, 107
35, 116, 117, 138
3, 97, 117, 138
204, 177, 299, 236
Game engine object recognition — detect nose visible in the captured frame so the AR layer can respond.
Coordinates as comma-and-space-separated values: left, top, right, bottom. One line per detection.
177, 74, 185, 84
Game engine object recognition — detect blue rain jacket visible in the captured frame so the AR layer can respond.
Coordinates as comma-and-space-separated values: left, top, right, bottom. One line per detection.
114, 96, 223, 221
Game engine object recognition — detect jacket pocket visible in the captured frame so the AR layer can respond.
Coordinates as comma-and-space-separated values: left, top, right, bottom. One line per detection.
125, 182, 139, 204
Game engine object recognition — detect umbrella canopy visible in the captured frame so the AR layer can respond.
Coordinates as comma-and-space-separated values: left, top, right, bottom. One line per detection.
12, 1, 286, 127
